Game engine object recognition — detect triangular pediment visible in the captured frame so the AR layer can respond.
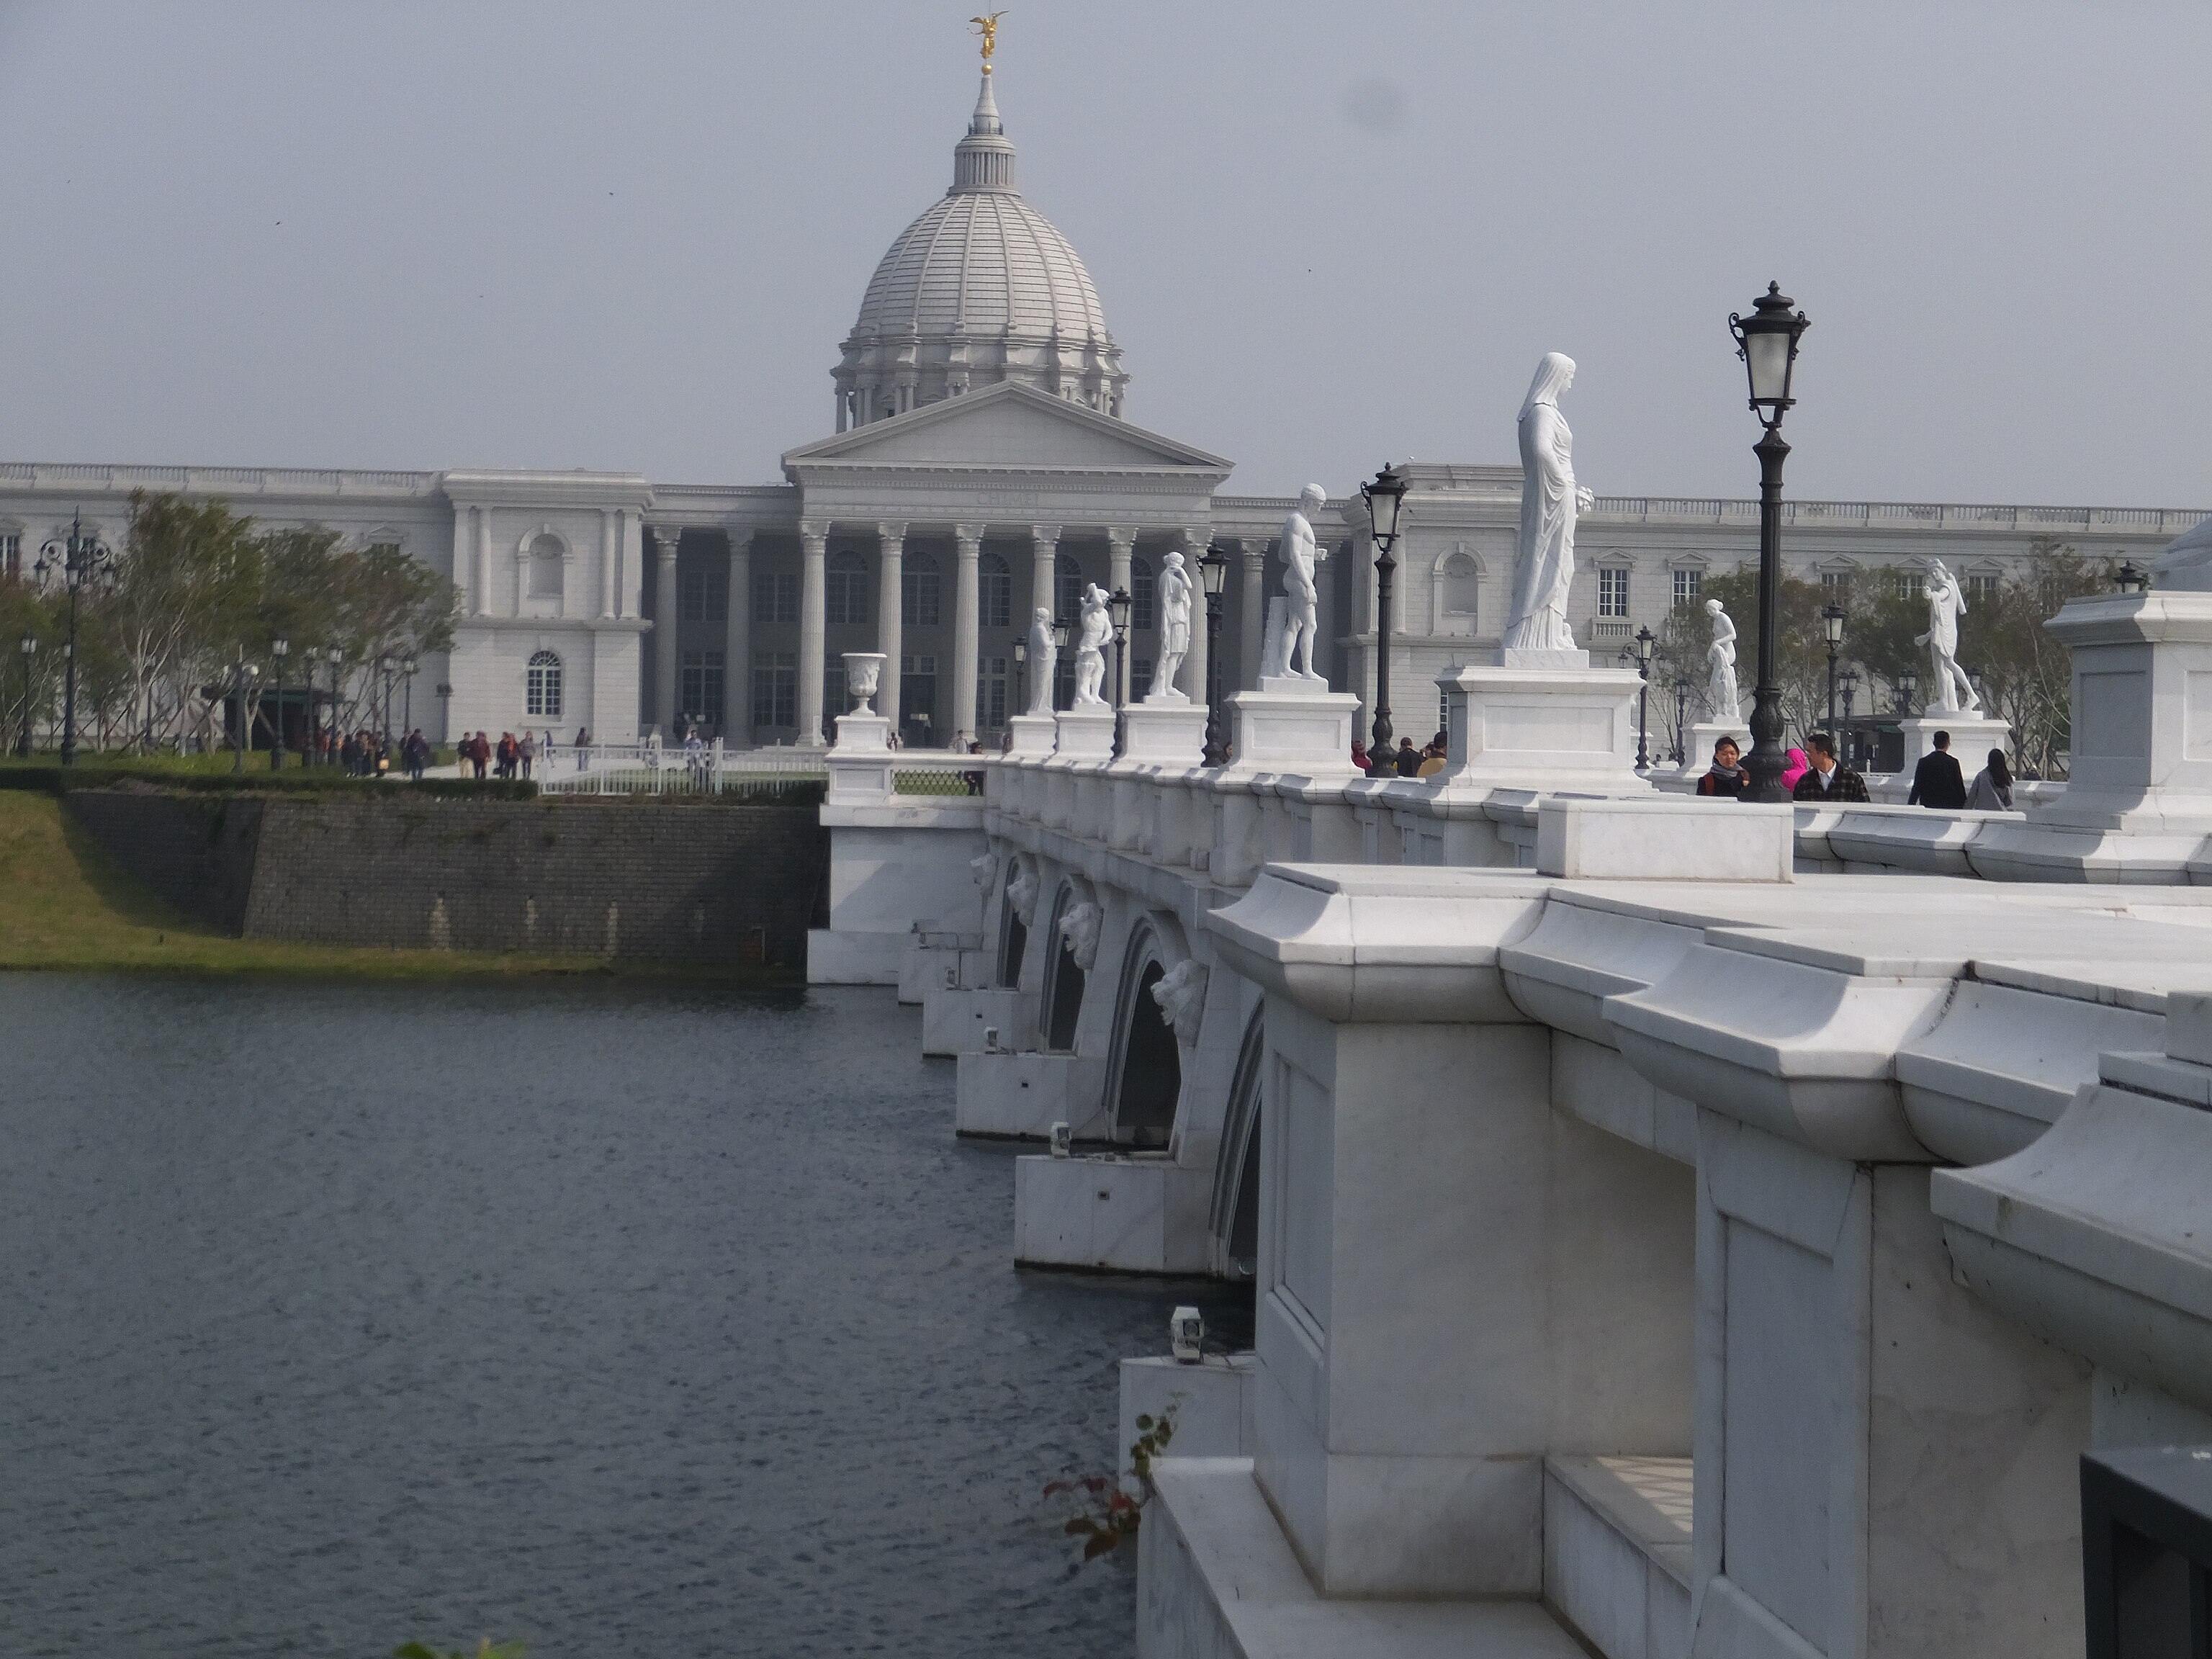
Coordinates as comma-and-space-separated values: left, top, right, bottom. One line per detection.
783, 382, 1231, 477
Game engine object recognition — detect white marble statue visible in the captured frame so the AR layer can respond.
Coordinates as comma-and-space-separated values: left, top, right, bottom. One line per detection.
1058, 899, 1102, 971
1072, 583, 1110, 706
1503, 352, 1597, 654
1024, 606, 1056, 716
1266, 483, 1329, 682
968, 849, 998, 889
843, 651, 884, 714
1150, 958, 1209, 1048
1148, 552, 1192, 702
1918, 560, 1980, 713
1704, 598, 1740, 720
1007, 862, 1039, 926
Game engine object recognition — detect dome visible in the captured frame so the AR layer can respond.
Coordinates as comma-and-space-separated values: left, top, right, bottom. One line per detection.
833, 70, 1127, 428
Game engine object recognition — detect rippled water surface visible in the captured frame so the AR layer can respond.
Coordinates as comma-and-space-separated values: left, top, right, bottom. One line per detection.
0, 974, 1249, 1657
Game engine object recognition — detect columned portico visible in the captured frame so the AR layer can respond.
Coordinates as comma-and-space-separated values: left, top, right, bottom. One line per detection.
876, 521, 906, 733
799, 519, 828, 745
652, 524, 681, 737
953, 523, 981, 746
1239, 536, 1266, 692
726, 526, 752, 742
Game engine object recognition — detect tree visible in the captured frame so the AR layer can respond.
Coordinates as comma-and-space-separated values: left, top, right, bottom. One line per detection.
99, 492, 260, 752
1650, 566, 1835, 750
1956, 541, 2111, 777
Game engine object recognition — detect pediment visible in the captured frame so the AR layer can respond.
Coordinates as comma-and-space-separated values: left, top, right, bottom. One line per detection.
783, 383, 1231, 477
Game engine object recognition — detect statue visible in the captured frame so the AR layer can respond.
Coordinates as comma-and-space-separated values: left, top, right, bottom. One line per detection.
1151, 959, 1209, 1048
1072, 583, 1110, 706
1147, 552, 1192, 702
1917, 560, 1980, 713
970, 11, 1005, 63
1024, 606, 1056, 716
1502, 352, 1596, 654
1703, 598, 1740, 721
1265, 484, 1330, 682
1058, 899, 1102, 971
969, 850, 998, 889
1007, 862, 1039, 926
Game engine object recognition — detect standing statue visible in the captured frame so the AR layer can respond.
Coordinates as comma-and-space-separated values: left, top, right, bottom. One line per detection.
1704, 598, 1740, 721
1267, 483, 1330, 682
970, 12, 1005, 63
1148, 552, 1192, 702
1917, 560, 1980, 713
1503, 353, 1597, 654
1024, 606, 1056, 716
1072, 583, 1110, 706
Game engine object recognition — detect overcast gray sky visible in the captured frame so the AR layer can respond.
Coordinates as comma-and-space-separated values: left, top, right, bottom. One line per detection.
1, 1, 2206, 505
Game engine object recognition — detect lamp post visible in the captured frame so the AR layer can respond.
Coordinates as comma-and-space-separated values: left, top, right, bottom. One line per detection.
1670, 674, 1689, 765
1728, 282, 1812, 801
1897, 670, 1917, 718
15, 634, 36, 758
1049, 616, 1071, 713
325, 647, 344, 765
1012, 636, 1028, 716
377, 652, 395, 750
269, 637, 289, 769
1821, 601, 1845, 732
1838, 667, 1860, 764
1632, 624, 1656, 770
401, 653, 418, 737
1107, 588, 1132, 709
435, 681, 453, 751
1359, 462, 1410, 757
1199, 547, 1229, 765
2115, 560, 2149, 595
32, 511, 112, 767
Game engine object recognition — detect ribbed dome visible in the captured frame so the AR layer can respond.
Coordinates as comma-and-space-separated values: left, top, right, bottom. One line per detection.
833, 69, 1127, 428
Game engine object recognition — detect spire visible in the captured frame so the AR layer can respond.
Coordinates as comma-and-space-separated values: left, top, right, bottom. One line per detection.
951, 67, 1017, 194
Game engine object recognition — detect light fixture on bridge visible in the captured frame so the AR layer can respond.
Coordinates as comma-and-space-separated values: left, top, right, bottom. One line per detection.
1048, 1121, 1072, 1158
2115, 560, 2149, 595
1169, 1305, 1205, 1364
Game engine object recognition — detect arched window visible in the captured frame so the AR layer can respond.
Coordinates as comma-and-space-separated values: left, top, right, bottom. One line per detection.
528, 533, 565, 599
526, 649, 563, 718
980, 551, 1012, 629
902, 549, 941, 626
1433, 547, 1481, 637
827, 549, 868, 626
1130, 554, 1156, 631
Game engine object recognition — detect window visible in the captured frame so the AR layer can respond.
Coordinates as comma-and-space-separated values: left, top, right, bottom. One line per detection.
979, 656, 1008, 729
1055, 557, 1085, 624
680, 563, 728, 624
824, 661, 848, 719
1819, 570, 1852, 590
1598, 567, 1630, 619
1439, 685, 1452, 736
902, 653, 939, 736
902, 552, 941, 626
1, 532, 23, 577
827, 551, 868, 626
1441, 552, 1480, 621
1131, 556, 1156, 630
1966, 573, 2000, 605
753, 652, 796, 729
526, 649, 562, 719
1053, 649, 1075, 711
980, 552, 1012, 629
1132, 657, 1154, 700
527, 534, 564, 600
1892, 570, 1925, 601
754, 571, 799, 626
680, 649, 726, 728
1673, 567, 1703, 607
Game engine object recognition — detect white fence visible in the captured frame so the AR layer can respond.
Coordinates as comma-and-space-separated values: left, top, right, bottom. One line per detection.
535, 741, 981, 797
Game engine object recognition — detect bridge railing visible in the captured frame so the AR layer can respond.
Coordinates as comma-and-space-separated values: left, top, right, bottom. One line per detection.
538, 742, 980, 798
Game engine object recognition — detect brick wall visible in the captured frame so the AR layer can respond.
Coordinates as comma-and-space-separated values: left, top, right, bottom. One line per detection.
64, 790, 266, 933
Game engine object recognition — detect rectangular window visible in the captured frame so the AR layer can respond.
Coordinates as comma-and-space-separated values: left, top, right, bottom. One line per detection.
903, 566, 941, 626
1966, 574, 2000, 605
1598, 567, 1630, 619
827, 563, 868, 626
1132, 657, 1154, 701
979, 656, 1008, 730
1820, 570, 1851, 590
0, 533, 22, 577
680, 564, 728, 624
824, 662, 848, 719
902, 652, 940, 738
752, 652, 796, 729
1056, 563, 1084, 623
1672, 567, 1702, 607
1893, 571, 1925, 601
1053, 651, 1075, 711
1132, 562, 1156, 631
981, 563, 1012, 629
680, 649, 727, 729
753, 571, 799, 626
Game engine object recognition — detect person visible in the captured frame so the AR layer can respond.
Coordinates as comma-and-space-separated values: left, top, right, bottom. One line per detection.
404, 728, 428, 781
339, 731, 359, 775
518, 730, 536, 780
1907, 729, 1967, 809
1793, 730, 1870, 801
471, 732, 489, 780
1416, 740, 1447, 780
574, 727, 590, 770
963, 738, 986, 796
1393, 737, 1423, 778
1965, 747, 2015, 811
1696, 736, 1749, 799
1780, 746, 1809, 792
1350, 739, 1372, 775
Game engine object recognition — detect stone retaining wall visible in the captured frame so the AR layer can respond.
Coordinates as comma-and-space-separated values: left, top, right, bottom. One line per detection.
63, 790, 266, 934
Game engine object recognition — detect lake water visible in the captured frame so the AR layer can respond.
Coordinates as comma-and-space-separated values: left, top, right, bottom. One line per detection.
0, 974, 1249, 1657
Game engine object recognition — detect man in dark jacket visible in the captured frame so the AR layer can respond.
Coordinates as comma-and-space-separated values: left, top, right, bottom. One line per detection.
1791, 732, 1870, 802
1907, 729, 1967, 808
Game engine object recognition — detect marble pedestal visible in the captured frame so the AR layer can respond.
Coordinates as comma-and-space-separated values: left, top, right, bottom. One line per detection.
1223, 676, 1361, 776
1894, 713, 2010, 791
1118, 700, 1209, 768
1004, 712, 1058, 759
1431, 649, 1650, 793
826, 713, 893, 801
2029, 591, 2212, 834
1054, 705, 1118, 760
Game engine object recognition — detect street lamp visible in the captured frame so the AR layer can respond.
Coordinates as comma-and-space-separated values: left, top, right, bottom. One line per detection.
1199, 547, 1230, 765
2115, 560, 2149, 595
1821, 601, 1845, 731
15, 634, 35, 758
31, 511, 112, 766
1359, 462, 1410, 757
377, 652, 395, 750
1632, 624, 1656, 770
269, 637, 289, 769
1897, 670, 1918, 717
1728, 281, 1812, 801
1049, 616, 1071, 712
1107, 587, 1132, 710
1669, 674, 1689, 765
1012, 636, 1028, 716
435, 681, 453, 750
324, 646, 344, 765
1838, 667, 1861, 766
401, 653, 418, 737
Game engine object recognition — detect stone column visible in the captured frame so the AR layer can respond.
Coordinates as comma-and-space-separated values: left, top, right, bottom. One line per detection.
876, 521, 905, 734
474, 511, 493, 620
652, 526, 682, 738
1240, 536, 1267, 689
451, 508, 475, 616
725, 527, 752, 745
1030, 523, 1061, 627
1181, 527, 1211, 704
1107, 527, 1134, 706
953, 523, 981, 748
798, 520, 827, 746
598, 508, 617, 619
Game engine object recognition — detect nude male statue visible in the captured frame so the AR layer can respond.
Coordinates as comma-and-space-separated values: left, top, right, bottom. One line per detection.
1274, 483, 1330, 682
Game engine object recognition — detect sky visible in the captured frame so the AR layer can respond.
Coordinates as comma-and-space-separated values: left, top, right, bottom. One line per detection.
0, 0, 2207, 507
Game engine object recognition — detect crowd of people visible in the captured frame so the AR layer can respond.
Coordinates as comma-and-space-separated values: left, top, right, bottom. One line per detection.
1349, 729, 1452, 778
452, 730, 544, 780
1691, 727, 2013, 809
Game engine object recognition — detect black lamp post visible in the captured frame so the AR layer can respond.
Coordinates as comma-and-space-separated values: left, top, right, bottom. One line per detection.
401, 653, 418, 737
377, 652, 395, 749
1359, 462, 1410, 757
15, 634, 36, 758
1839, 667, 1860, 762
1199, 547, 1230, 765
1107, 587, 1132, 711
32, 511, 112, 767
1670, 674, 1689, 765
2115, 560, 2149, 595
1632, 624, 1656, 770
1897, 670, 1918, 717
269, 637, 289, 769
1049, 616, 1071, 712
1728, 282, 1812, 801
1012, 637, 1028, 715
1821, 601, 1845, 732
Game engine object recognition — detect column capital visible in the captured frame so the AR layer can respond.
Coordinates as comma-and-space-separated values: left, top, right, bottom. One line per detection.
1030, 523, 1062, 547
1241, 536, 1268, 564
876, 521, 908, 546
1105, 526, 1136, 553
723, 523, 757, 553
652, 523, 683, 557
1183, 527, 1213, 554
797, 519, 829, 547
953, 523, 984, 552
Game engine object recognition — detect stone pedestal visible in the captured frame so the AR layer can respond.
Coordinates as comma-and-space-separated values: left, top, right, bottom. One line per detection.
2030, 592, 2212, 834
1673, 719, 1747, 783
1431, 650, 1649, 793
1053, 705, 1117, 760
1223, 676, 1361, 776
1004, 712, 1058, 759
826, 713, 894, 801
1118, 700, 1209, 768
1874, 714, 2013, 804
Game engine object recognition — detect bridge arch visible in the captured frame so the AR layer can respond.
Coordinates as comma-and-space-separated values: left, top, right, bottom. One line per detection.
995, 855, 1034, 989
1102, 914, 1192, 1148
1039, 876, 1099, 1052
1208, 1009, 1266, 1280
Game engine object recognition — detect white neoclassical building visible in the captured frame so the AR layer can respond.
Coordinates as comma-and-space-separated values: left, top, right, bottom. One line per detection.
1, 63, 2201, 747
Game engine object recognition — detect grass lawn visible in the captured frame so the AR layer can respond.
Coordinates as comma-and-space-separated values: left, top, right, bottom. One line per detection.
0, 790, 751, 981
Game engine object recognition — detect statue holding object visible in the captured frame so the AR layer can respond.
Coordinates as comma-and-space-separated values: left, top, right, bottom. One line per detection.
1502, 352, 1596, 654
1024, 606, 1056, 716
1147, 552, 1192, 703
1072, 583, 1110, 706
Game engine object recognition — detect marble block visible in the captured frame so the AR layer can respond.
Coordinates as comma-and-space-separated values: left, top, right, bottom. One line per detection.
1224, 684, 1362, 775
1431, 660, 1649, 793
1536, 797, 1794, 883
1118, 701, 1208, 768
1501, 646, 1591, 670
2029, 592, 2212, 833
1893, 714, 2011, 793
1053, 706, 1117, 760
1004, 712, 1058, 758
832, 711, 890, 752
825, 720, 894, 801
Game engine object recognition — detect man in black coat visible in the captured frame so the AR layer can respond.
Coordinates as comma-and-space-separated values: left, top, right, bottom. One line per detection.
1907, 729, 1967, 809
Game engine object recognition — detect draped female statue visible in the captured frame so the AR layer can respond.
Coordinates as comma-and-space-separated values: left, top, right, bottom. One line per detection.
1704, 598, 1740, 720
1503, 352, 1596, 654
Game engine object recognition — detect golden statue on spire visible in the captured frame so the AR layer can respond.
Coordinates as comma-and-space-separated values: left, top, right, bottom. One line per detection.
970, 12, 1006, 70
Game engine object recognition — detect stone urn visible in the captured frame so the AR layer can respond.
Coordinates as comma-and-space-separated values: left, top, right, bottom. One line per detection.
842, 652, 886, 716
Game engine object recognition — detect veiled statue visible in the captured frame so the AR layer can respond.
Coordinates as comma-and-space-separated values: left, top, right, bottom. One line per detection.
1704, 598, 1740, 721
1918, 561, 1980, 713
1502, 352, 1596, 654
1024, 606, 1055, 716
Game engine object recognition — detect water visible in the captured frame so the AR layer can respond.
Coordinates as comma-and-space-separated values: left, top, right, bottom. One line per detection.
0, 974, 1250, 1658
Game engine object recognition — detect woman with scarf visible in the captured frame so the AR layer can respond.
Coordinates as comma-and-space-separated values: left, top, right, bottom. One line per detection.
1696, 735, 1750, 799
